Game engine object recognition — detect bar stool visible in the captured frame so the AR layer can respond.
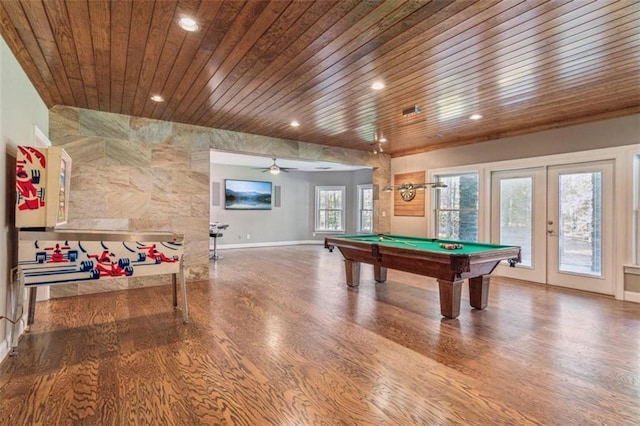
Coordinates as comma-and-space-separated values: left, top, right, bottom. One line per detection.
209, 224, 228, 260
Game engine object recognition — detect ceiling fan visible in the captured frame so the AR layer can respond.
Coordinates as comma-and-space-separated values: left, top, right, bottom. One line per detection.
256, 158, 297, 175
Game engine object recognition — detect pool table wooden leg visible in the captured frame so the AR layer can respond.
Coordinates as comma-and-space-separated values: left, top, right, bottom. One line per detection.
344, 260, 361, 287
437, 279, 463, 319
469, 275, 490, 310
374, 265, 387, 283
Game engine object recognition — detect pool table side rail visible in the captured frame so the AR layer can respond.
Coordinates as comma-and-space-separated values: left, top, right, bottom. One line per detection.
324, 236, 521, 265
324, 236, 521, 281
333, 234, 518, 252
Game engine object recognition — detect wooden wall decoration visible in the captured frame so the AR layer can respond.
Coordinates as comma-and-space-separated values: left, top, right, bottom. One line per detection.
393, 171, 425, 217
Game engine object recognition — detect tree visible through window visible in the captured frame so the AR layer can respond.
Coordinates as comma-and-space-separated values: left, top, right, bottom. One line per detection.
315, 186, 345, 232
435, 173, 479, 241
500, 177, 532, 266
358, 184, 373, 233
558, 172, 602, 275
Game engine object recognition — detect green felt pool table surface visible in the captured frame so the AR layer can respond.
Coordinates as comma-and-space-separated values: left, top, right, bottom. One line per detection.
335, 234, 516, 255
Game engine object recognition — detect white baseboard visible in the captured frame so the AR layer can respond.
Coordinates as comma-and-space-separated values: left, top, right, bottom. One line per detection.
623, 265, 640, 303
0, 339, 9, 365
0, 320, 25, 366
214, 240, 324, 250
624, 291, 640, 303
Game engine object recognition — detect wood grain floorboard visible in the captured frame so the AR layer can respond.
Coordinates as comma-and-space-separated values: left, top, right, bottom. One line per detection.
1, 245, 639, 425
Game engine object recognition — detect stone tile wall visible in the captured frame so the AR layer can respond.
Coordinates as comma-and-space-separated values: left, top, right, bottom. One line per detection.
48, 106, 391, 297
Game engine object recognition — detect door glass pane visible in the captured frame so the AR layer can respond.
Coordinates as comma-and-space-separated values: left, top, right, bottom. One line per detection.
558, 172, 602, 276
500, 177, 532, 266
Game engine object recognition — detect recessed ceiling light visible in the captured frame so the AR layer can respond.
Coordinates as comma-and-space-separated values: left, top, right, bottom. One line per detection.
150, 95, 164, 102
371, 81, 385, 90
290, 120, 300, 127
178, 17, 200, 32
470, 113, 483, 120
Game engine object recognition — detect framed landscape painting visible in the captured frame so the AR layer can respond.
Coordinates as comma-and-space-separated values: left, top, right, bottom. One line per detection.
224, 179, 272, 210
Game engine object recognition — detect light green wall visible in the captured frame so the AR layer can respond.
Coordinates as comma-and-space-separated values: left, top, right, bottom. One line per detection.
0, 37, 49, 360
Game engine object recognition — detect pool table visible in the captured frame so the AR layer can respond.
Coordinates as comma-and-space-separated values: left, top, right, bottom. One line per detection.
324, 234, 521, 319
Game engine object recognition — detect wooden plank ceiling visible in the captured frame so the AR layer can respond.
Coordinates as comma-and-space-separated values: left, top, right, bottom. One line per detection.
1, 0, 639, 157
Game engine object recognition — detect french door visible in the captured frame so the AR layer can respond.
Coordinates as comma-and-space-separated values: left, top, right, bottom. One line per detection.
491, 168, 546, 283
546, 162, 614, 293
491, 161, 614, 295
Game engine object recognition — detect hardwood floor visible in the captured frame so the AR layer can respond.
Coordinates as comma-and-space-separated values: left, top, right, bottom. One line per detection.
1, 245, 639, 425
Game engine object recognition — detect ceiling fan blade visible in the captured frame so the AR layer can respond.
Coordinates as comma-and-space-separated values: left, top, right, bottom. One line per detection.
250, 158, 298, 173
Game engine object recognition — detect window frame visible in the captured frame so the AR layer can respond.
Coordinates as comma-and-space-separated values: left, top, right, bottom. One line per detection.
315, 185, 346, 233
433, 171, 480, 242
356, 184, 374, 233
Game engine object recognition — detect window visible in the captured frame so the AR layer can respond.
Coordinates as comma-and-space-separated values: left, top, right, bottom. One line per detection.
435, 173, 479, 241
315, 186, 345, 232
357, 184, 373, 233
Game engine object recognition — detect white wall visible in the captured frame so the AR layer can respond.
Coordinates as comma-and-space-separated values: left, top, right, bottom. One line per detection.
391, 114, 640, 234
210, 163, 373, 247
392, 114, 640, 175
0, 38, 49, 362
